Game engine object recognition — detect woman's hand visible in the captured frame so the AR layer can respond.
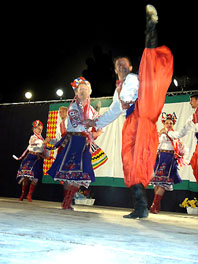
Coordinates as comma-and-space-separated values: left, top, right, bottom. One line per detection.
84, 119, 96, 129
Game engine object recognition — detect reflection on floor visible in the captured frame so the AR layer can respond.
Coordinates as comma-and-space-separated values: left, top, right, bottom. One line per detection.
0, 197, 198, 264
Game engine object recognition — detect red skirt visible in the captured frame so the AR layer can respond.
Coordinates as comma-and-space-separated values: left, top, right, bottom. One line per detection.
190, 144, 198, 184
122, 46, 173, 188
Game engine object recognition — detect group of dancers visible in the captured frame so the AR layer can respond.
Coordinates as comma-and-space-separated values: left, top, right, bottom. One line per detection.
14, 5, 198, 218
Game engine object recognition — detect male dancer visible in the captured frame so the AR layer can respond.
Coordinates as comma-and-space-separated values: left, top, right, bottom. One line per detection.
50, 106, 68, 145
85, 5, 173, 218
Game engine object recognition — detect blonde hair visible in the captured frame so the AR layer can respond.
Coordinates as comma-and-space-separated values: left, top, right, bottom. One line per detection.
59, 106, 68, 111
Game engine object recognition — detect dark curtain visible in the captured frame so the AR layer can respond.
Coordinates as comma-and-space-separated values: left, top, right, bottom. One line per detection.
0, 103, 50, 197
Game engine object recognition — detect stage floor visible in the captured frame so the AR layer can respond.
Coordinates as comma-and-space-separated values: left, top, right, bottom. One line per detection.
0, 197, 198, 264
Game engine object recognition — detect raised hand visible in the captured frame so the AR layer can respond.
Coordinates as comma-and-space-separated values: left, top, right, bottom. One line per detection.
43, 138, 51, 144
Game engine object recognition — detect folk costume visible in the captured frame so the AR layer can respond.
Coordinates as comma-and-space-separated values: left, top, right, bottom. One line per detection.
150, 113, 188, 214
191, 132, 198, 182
94, 5, 173, 218
167, 107, 198, 184
47, 77, 107, 209
14, 120, 50, 202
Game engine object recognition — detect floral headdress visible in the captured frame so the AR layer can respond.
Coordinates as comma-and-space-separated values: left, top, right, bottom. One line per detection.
161, 112, 177, 125
70, 77, 92, 93
32, 120, 43, 128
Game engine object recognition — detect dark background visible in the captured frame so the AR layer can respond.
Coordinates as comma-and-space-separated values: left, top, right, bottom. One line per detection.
2, 0, 198, 103
0, 102, 197, 213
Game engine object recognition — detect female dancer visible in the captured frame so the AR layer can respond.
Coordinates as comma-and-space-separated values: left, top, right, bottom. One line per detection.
14, 120, 50, 202
47, 77, 106, 210
150, 113, 187, 213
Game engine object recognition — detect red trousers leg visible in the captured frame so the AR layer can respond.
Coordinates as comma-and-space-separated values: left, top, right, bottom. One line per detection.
190, 144, 198, 184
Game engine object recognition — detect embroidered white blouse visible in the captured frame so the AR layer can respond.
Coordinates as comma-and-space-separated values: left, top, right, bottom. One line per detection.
158, 134, 174, 151
28, 135, 44, 153
95, 73, 139, 128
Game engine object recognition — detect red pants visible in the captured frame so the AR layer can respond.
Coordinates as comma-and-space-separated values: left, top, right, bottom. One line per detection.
190, 144, 198, 184
122, 46, 173, 188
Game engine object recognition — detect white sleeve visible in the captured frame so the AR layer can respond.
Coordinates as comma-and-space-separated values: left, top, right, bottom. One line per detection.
167, 116, 196, 139
120, 74, 139, 103
95, 90, 123, 128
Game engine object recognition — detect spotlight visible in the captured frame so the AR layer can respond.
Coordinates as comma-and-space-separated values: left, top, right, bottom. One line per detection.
25, 91, 32, 100
56, 89, 63, 98
173, 78, 178, 87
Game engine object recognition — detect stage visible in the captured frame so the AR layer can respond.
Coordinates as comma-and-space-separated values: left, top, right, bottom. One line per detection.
0, 198, 198, 264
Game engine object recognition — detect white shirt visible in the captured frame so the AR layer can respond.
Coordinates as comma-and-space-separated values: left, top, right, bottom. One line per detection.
167, 115, 198, 139
120, 73, 139, 103
56, 118, 67, 140
96, 73, 139, 128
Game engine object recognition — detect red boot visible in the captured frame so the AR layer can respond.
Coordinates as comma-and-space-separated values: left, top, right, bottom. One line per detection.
19, 184, 28, 201
62, 189, 73, 210
150, 194, 163, 214
62, 185, 79, 210
62, 189, 71, 210
27, 183, 36, 202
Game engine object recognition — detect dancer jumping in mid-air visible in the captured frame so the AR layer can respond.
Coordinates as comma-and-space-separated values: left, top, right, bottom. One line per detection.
85, 5, 173, 218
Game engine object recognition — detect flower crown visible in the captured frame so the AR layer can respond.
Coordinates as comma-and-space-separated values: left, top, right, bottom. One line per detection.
70, 77, 91, 92
161, 112, 177, 125
32, 120, 43, 128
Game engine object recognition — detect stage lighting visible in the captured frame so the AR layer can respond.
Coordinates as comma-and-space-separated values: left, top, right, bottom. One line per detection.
56, 89, 63, 98
25, 91, 32, 100
173, 79, 178, 87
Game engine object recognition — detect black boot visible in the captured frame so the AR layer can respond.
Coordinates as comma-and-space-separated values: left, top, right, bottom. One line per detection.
145, 5, 158, 48
123, 183, 148, 219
